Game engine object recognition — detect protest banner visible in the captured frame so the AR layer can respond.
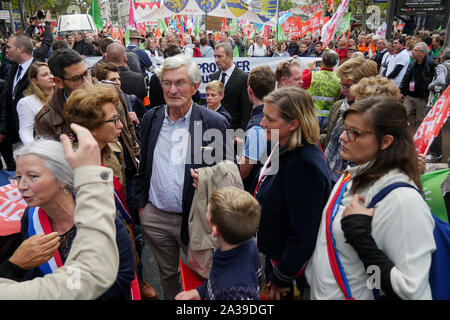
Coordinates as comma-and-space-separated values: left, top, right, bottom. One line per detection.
0, 183, 27, 236
149, 56, 322, 97
414, 86, 450, 155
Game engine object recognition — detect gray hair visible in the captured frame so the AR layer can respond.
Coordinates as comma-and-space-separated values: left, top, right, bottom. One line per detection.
415, 42, 429, 54
156, 54, 200, 84
15, 139, 74, 193
215, 42, 233, 55
378, 38, 388, 46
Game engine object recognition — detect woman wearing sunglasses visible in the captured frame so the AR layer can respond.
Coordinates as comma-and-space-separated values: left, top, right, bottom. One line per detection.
306, 96, 435, 300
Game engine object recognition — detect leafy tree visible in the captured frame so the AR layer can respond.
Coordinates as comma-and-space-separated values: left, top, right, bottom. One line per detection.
279, 0, 294, 12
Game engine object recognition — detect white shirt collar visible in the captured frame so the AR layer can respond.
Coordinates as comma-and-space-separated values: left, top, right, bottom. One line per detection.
20, 57, 34, 74
222, 63, 235, 77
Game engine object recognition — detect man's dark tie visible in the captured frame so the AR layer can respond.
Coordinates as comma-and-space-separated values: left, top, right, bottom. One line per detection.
220, 72, 226, 84
15, 65, 23, 82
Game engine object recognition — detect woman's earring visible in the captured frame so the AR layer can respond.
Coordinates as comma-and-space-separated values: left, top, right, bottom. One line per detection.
64, 187, 69, 194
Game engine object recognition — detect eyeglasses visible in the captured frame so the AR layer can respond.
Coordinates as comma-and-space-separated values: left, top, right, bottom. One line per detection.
104, 114, 121, 127
161, 80, 189, 90
9, 175, 38, 185
63, 69, 91, 83
342, 126, 374, 142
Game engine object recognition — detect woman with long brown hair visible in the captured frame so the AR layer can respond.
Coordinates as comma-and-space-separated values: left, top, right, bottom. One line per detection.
306, 96, 435, 300
17, 62, 54, 144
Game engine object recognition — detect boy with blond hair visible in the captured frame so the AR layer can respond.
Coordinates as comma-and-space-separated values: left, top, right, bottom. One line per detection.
175, 187, 262, 300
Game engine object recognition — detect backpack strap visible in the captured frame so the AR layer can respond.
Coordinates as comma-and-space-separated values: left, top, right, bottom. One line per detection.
367, 183, 421, 209
368, 182, 422, 300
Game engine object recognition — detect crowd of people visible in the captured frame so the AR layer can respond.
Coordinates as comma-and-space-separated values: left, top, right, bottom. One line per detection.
0, 14, 448, 301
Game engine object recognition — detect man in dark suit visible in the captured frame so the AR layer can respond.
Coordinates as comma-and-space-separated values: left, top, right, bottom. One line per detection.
0, 35, 35, 170
135, 54, 232, 300
210, 42, 252, 130
106, 43, 147, 102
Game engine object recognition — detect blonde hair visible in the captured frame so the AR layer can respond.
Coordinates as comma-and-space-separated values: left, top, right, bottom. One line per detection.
209, 186, 261, 245
336, 57, 378, 83
350, 76, 401, 101
24, 62, 53, 104
205, 80, 225, 95
264, 87, 319, 151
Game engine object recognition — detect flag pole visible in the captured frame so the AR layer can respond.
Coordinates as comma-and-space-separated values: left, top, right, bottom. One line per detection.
276, 0, 279, 42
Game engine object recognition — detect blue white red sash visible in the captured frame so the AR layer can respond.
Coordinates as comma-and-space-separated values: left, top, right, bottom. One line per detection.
102, 166, 141, 300
27, 207, 63, 275
112, 175, 133, 225
325, 172, 354, 300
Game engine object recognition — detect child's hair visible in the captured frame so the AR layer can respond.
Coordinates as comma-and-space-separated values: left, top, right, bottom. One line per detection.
209, 187, 261, 245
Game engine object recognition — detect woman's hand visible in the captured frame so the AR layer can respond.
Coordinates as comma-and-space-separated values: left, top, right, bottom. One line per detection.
129, 112, 140, 125
417, 153, 426, 174
60, 123, 101, 168
190, 168, 199, 189
342, 194, 375, 218
9, 232, 60, 270
267, 282, 290, 300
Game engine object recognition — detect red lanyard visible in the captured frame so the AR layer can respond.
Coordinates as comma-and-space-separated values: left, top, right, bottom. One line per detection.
253, 142, 279, 198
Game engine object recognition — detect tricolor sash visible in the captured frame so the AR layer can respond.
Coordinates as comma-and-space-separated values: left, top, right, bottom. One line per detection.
27, 207, 63, 275
325, 172, 354, 300
104, 167, 141, 300
112, 175, 133, 225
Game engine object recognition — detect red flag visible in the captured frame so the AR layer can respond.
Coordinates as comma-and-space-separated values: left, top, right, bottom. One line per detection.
221, 17, 227, 31
179, 258, 204, 291
0, 183, 27, 236
328, 0, 334, 12
414, 86, 450, 154
307, 11, 322, 33
214, 31, 221, 42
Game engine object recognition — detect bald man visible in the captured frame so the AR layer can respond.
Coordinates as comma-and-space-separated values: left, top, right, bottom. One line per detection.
106, 43, 147, 101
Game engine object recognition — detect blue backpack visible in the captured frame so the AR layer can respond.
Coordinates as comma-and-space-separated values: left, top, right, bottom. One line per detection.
368, 183, 450, 300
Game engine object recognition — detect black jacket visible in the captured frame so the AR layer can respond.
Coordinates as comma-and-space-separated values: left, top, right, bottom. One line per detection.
73, 39, 96, 57
210, 66, 252, 130
400, 59, 437, 99
0, 58, 35, 143
256, 143, 332, 288
118, 65, 147, 101
33, 21, 53, 62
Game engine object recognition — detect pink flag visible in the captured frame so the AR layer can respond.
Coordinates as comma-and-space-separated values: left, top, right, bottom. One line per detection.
128, 0, 135, 28
321, 0, 350, 49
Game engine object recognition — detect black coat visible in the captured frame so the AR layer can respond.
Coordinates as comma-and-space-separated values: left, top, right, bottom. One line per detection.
118, 65, 147, 101
210, 66, 252, 130
73, 39, 96, 57
0, 59, 35, 143
400, 59, 437, 99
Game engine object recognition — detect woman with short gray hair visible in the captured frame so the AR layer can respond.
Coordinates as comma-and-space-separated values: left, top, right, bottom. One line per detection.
11, 138, 136, 299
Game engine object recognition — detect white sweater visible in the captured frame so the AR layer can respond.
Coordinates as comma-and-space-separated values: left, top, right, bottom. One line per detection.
17, 94, 45, 145
305, 165, 436, 300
